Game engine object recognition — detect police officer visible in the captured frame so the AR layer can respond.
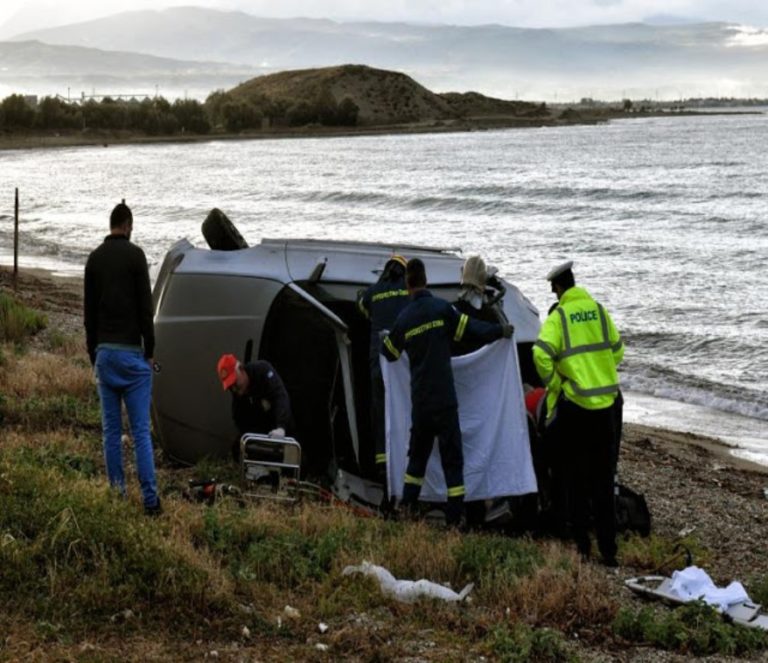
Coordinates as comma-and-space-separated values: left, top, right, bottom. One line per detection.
381, 258, 513, 526
358, 255, 410, 478
532, 261, 624, 566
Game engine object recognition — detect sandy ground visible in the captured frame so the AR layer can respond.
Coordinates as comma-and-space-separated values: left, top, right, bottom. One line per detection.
3, 263, 768, 652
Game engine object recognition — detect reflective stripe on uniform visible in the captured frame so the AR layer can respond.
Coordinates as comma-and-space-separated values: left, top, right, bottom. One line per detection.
405, 318, 445, 340
404, 474, 424, 486
372, 289, 408, 303
533, 339, 557, 358
597, 303, 610, 342
375, 453, 387, 464
447, 485, 465, 498
357, 298, 369, 318
453, 313, 469, 342
557, 307, 572, 351
569, 381, 620, 397
383, 336, 400, 359
560, 341, 612, 359
540, 370, 556, 385
612, 339, 624, 352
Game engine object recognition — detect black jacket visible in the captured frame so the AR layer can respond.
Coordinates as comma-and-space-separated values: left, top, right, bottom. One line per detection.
451, 298, 501, 356
232, 361, 294, 436
84, 234, 154, 365
381, 289, 503, 413
358, 275, 410, 353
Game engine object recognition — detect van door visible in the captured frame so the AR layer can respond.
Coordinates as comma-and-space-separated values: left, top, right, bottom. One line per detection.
283, 283, 361, 466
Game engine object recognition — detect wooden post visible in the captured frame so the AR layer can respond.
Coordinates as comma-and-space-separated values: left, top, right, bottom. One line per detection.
13, 187, 19, 290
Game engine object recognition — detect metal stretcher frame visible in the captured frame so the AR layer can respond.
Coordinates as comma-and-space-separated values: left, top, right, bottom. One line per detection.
240, 433, 302, 502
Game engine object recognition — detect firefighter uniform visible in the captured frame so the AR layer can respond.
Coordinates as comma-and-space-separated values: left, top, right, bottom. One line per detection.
358, 262, 410, 472
533, 282, 624, 561
381, 289, 504, 525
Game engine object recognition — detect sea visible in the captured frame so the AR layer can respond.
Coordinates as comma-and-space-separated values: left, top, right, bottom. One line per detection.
0, 113, 766, 465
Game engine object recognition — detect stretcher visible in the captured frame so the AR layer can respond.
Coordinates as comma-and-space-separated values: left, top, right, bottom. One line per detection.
626, 576, 768, 631
240, 433, 302, 502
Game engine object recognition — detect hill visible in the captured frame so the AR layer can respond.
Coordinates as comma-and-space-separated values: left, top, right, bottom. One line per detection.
7, 7, 768, 100
0, 39, 258, 99
227, 65, 545, 126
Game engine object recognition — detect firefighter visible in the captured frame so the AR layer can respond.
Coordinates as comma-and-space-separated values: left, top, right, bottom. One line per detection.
532, 261, 624, 566
381, 258, 513, 526
216, 353, 294, 442
452, 255, 503, 356
358, 255, 410, 478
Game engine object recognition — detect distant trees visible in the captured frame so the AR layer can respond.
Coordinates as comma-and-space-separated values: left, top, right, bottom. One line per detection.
0, 87, 359, 136
37, 96, 81, 129
1, 95, 35, 129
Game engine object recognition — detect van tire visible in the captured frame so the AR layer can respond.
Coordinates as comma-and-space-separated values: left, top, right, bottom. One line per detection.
202, 208, 248, 251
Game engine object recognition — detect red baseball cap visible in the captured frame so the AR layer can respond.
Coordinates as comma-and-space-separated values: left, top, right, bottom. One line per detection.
217, 354, 238, 390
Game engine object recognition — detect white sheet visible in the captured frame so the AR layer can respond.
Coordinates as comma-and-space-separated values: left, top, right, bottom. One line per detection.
669, 566, 751, 612
381, 339, 538, 501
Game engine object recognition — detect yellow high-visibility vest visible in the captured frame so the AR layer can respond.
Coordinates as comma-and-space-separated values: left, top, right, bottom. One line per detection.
533, 286, 624, 415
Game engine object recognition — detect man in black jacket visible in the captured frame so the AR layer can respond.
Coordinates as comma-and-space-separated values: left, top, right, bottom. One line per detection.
217, 353, 294, 439
84, 202, 160, 516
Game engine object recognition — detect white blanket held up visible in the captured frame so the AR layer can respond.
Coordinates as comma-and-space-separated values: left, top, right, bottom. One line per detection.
382, 339, 537, 501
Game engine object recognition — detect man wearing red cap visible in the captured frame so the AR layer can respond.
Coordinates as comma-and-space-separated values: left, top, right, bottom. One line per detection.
217, 354, 294, 444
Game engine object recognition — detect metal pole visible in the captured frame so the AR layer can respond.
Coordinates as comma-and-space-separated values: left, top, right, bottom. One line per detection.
13, 187, 19, 290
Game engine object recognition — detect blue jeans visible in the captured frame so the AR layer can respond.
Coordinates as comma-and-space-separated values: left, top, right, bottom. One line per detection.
95, 347, 159, 508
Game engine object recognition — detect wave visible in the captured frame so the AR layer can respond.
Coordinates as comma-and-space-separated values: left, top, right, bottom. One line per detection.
622, 364, 768, 421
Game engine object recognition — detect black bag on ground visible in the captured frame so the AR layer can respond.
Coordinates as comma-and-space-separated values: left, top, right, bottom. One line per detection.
615, 484, 651, 537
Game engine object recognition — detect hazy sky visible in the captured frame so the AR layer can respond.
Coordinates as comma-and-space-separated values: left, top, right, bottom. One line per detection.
1, 0, 768, 34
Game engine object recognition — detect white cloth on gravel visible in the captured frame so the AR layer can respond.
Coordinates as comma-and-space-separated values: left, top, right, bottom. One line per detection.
669, 566, 751, 612
381, 338, 537, 500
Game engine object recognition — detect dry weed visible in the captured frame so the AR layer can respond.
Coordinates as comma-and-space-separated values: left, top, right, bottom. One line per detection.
0, 347, 93, 400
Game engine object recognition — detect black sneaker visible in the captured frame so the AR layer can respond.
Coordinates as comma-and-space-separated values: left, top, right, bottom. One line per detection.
144, 498, 162, 517
602, 556, 619, 568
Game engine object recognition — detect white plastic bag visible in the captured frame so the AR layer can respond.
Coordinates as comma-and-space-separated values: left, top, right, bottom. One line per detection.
342, 561, 473, 603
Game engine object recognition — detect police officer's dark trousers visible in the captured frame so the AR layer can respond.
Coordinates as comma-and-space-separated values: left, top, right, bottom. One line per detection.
401, 406, 464, 525
557, 398, 617, 561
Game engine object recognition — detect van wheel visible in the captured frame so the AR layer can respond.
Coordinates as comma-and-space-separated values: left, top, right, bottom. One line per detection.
202, 208, 249, 251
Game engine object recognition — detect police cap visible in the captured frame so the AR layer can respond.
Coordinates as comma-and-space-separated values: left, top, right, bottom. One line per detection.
546, 260, 573, 281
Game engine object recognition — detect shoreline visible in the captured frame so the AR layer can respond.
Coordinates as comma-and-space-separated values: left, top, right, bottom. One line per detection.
0, 109, 757, 152
2, 263, 765, 478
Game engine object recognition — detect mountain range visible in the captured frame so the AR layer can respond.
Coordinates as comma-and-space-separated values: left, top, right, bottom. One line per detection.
2, 7, 768, 101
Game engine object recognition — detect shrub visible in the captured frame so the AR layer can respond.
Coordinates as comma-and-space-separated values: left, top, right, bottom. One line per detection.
618, 533, 709, 573
0, 292, 47, 343
455, 533, 544, 586
613, 603, 768, 655
486, 623, 577, 662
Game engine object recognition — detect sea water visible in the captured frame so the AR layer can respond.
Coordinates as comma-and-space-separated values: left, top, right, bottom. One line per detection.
0, 113, 766, 462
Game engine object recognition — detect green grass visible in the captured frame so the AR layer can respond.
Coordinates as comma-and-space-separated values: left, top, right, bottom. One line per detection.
0, 291, 47, 344
486, 623, 578, 662
0, 393, 101, 430
613, 603, 768, 656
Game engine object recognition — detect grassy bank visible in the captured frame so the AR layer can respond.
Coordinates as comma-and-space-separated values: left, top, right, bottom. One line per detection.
1, 280, 767, 660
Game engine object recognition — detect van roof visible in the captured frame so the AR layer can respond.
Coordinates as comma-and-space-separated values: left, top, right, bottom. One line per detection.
174, 237, 466, 286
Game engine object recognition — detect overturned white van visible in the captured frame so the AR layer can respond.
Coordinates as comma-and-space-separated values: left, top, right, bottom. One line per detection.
151, 214, 542, 495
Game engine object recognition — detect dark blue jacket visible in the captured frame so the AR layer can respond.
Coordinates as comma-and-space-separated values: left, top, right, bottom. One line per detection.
232, 361, 294, 436
358, 276, 409, 353
381, 289, 503, 413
